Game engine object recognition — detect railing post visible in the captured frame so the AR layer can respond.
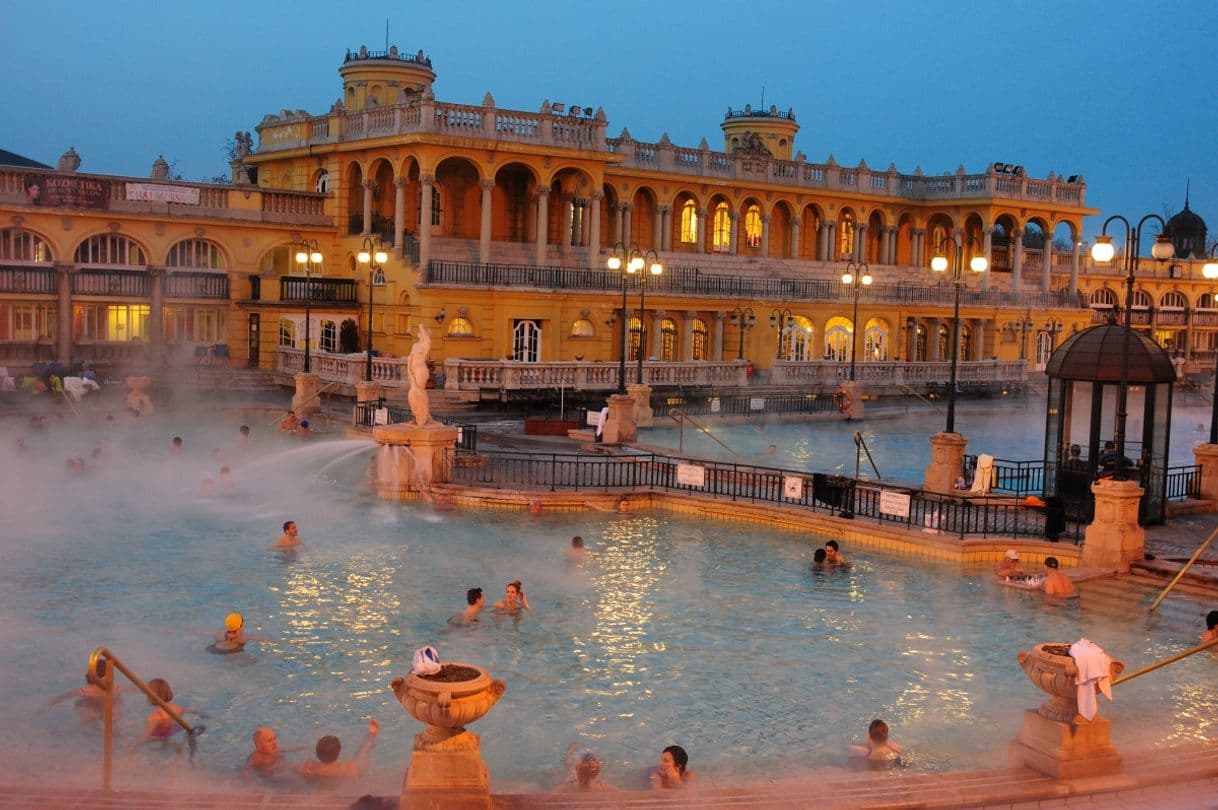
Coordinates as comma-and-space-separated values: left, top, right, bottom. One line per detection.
550, 453, 557, 492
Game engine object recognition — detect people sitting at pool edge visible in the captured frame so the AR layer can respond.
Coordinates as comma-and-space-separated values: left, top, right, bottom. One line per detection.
650, 744, 694, 789
849, 718, 902, 765
1041, 557, 1076, 598
299, 718, 379, 780
995, 549, 1024, 578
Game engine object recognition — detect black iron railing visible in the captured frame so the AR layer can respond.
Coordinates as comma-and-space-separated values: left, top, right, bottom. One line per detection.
280, 276, 358, 304
450, 449, 1076, 540
353, 400, 477, 452
1166, 464, 1202, 500
165, 271, 229, 299
661, 391, 842, 417
0, 265, 57, 294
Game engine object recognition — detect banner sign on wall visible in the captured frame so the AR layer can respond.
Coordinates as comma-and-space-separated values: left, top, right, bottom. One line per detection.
24, 174, 110, 209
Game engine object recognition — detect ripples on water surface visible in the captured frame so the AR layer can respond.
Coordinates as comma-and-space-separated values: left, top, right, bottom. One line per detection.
0, 405, 1214, 793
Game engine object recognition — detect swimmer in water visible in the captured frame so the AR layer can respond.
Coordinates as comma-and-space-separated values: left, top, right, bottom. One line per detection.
494, 580, 531, 613
649, 744, 695, 790
242, 726, 306, 781
208, 612, 271, 654
1202, 610, 1218, 644
298, 719, 379, 780
567, 535, 586, 563
848, 718, 903, 768
132, 678, 200, 748
456, 587, 485, 624
46, 658, 117, 719
271, 520, 302, 550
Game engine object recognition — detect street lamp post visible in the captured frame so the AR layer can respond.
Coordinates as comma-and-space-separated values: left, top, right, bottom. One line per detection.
1005, 314, 1033, 360
607, 242, 644, 394
357, 236, 388, 383
294, 239, 323, 373
729, 306, 756, 360
635, 249, 662, 385
1044, 317, 1064, 353
841, 261, 873, 381
930, 236, 989, 434
1090, 215, 1174, 479
1200, 249, 1218, 442
769, 307, 793, 360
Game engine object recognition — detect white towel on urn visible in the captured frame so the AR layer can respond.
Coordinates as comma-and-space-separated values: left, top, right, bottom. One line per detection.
1069, 638, 1113, 721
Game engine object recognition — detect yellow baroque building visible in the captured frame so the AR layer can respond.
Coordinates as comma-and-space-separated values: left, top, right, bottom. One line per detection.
1, 44, 1213, 397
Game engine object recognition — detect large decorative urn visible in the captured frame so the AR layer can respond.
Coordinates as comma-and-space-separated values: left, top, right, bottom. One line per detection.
392, 662, 506, 810
1010, 643, 1126, 779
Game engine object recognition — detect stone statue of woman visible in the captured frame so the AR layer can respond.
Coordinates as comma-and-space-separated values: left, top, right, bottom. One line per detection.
407, 324, 433, 426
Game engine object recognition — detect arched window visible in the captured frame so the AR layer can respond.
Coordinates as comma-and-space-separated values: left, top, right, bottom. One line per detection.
513, 319, 540, 362
691, 317, 708, 360
1132, 290, 1152, 309
74, 234, 146, 266
864, 319, 889, 361
315, 170, 329, 194
628, 315, 642, 360
960, 323, 974, 361
743, 204, 762, 248
784, 315, 813, 360
279, 319, 295, 347
1089, 288, 1117, 308
824, 317, 851, 362
838, 212, 855, 260
1160, 291, 1187, 309
711, 202, 731, 252
1035, 331, 1053, 370
680, 200, 698, 244
320, 320, 338, 353
937, 323, 951, 359
1198, 292, 1218, 310
660, 318, 677, 360
166, 239, 226, 270
0, 228, 53, 262
260, 244, 295, 277
447, 316, 474, 337
569, 318, 594, 338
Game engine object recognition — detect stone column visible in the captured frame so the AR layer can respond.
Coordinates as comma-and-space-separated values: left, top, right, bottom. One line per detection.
650, 310, 664, 359
393, 177, 407, 256
727, 211, 738, 254
1042, 236, 1053, 292
924, 431, 968, 494
587, 191, 602, 271
982, 227, 994, 290
887, 226, 898, 265
854, 223, 867, 262
1070, 240, 1081, 297
760, 214, 771, 256
56, 263, 73, 364
1011, 229, 1023, 292
713, 311, 725, 360
621, 202, 632, 245
817, 222, 830, 262
696, 208, 707, 253
653, 206, 663, 251
478, 179, 494, 265
534, 186, 549, 266
614, 202, 624, 244
1082, 479, 1145, 573
825, 222, 836, 262
928, 318, 941, 361
564, 195, 577, 249
149, 267, 165, 364
683, 314, 695, 361
1193, 444, 1218, 502
973, 319, 986, 360
914, 229, 925, 267
789, 219, 801, 259
362, 180, 375, 236
418, 173, 434, 271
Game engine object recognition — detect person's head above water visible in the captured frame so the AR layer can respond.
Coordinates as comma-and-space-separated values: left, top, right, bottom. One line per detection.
575, 752, 601, 786
571, 535, 584, 549
1206, 609, 1218, 630
1045, 557, 1060, 569
813, 548, 827, 564
147, 677, 173, 704
467, 587, 483, 606
253, 726, 278, 754
225, 612, 244, 635
868, 719, 889, 743
315, 734, 341, 763
827, 540, 840, 552
661, 744, 688, 775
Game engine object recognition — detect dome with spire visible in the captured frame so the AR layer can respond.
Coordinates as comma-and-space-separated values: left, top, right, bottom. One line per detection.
1164, 187, 1207, 260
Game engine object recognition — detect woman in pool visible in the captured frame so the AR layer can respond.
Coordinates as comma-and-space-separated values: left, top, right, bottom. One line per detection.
494, 580, 531, 613
849, 718, 902, 766
134, 678, 198, 746
649, 744, 694, 789
46, 658, 117, 720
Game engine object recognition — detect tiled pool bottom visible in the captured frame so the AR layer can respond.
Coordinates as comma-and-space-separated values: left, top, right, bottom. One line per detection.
1, 412, 1215, 797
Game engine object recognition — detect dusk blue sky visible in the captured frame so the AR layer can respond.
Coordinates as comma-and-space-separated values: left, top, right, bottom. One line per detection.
2, 1, 1214, 244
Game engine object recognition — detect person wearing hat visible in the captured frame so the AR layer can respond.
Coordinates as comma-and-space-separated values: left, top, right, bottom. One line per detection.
995, 549, 1025, 578
209, 612, 272, 654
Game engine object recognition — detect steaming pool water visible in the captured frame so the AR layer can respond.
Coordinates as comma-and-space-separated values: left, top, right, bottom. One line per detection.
0, 407, 1215, 795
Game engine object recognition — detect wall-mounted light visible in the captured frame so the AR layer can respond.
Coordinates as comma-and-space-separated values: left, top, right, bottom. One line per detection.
604, 312, 617, 327
435, 307, 447, 323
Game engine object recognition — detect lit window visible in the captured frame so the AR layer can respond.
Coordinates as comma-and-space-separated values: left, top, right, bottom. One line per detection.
744, 205, 762, 249
838, 213, 855, 260
680, 200, 698, 244
661, 318, 677, 360
0, 228, 53, 262
691, 318, 708, 360
447, 316, 474, 337
570, 318, 594, 338
166, 239, 226, 270
712, 202, 731, 252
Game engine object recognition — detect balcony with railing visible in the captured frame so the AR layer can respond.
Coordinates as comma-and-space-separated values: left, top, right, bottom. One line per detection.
0, 265, 57, 294
279, 276, 358, 304
165, 272, 229, 299
72, 269, 150, 297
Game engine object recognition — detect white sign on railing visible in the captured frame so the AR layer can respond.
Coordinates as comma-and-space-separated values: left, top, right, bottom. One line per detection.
750, 398, 765, 411
374, 408, 389, 426
879, 490, 911, 518
676, 464, 706, 487
710, 397, 721, 413
126, 183, 200, 204
783, 476, 804, 499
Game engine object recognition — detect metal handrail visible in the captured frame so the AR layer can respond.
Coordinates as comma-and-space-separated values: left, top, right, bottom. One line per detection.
270, 381, 343, 427
1111, 635, 1218, 686
668, 408, 740, 456
87, 647, 202, 789
899, 384, 944, 414
1148, 524, 1218, 612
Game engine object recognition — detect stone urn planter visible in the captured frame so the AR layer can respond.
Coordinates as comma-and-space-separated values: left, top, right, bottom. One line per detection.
391, 663, 506, 810
1010, 642, 1126, 779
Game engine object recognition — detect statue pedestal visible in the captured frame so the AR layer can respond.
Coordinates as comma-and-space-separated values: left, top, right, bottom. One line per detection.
626, 382, 655, 428
1010, 710, 1123, 779
1193, 444, 1218, 502
291, 372, 320, 418
1082, 479, 1145, 573
601, 393, 637, 445
840, 380, 865, 421
403, 741, 491, 810
373, 422, 460, 499
355, 379, 382, 404
923, 432, 967, 495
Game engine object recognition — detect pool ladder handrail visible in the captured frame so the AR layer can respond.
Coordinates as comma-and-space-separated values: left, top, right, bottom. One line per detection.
1111, 634, 1218, 687
88, 647, 202, 790
668, 407, 740, 457
1148, 523, 1218, 613
269, 380, 343, 427
899, 384, 944, 414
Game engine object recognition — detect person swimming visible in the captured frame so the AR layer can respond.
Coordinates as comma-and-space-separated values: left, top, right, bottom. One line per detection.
209, 612, 248, 654
494, 580, 531, 613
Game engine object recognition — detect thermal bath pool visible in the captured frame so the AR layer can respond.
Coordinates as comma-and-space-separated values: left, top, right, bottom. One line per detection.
0, 409, 1215, 795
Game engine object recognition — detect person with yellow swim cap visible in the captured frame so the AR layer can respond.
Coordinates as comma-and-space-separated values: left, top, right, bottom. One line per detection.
208, 612, 270, 654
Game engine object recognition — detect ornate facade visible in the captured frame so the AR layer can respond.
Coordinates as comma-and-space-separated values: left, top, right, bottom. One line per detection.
1, 44, 1214, 389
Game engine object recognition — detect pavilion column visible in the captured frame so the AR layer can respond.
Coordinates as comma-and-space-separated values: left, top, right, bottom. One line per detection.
587, 191, 602, 270
1070, 240, 1081, 297
621, 202, 632, 245
650, 310, 664, 359
149, 266, 165, 363
662, 205, 673, 251
56, 263, 73, 364
915, 229, 926, 267
928, 318, 941, 361
1011, 228, 1023, 292
789, 219, 801, 259
534, 186, 549, 266
1042, 234, 1053, 292
760, 214, 771, 256
653, 206, 664, 251
973, 319, 985, 360
561, 195, 575, 252
824, 222, 836, 262
980, 227, 994, 290
727, 212, 738, 255
683, 313, 695, 360
579, 199, 590, 247
418, 173, 434, 271
478, 179, 494, 265
362, 180, 375, 236
393, 177, 407, 256
888, 226, 898, 265
854, 223, 867, 262
696, 208, 707, 253
713, 312, 725, 360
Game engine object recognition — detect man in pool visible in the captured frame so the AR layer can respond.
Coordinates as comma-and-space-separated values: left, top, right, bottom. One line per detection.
995, 549, 1024, 578
272, 520, 302, 549
567, 535, 586, 563
1041, 557, 1076, 598
457, 587, 484, 624
825, 539, 847, 566
1203, 610, 1218, 644
812, 548, 828, 567
243, 726, 295, 780
299, 719, 379, 781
